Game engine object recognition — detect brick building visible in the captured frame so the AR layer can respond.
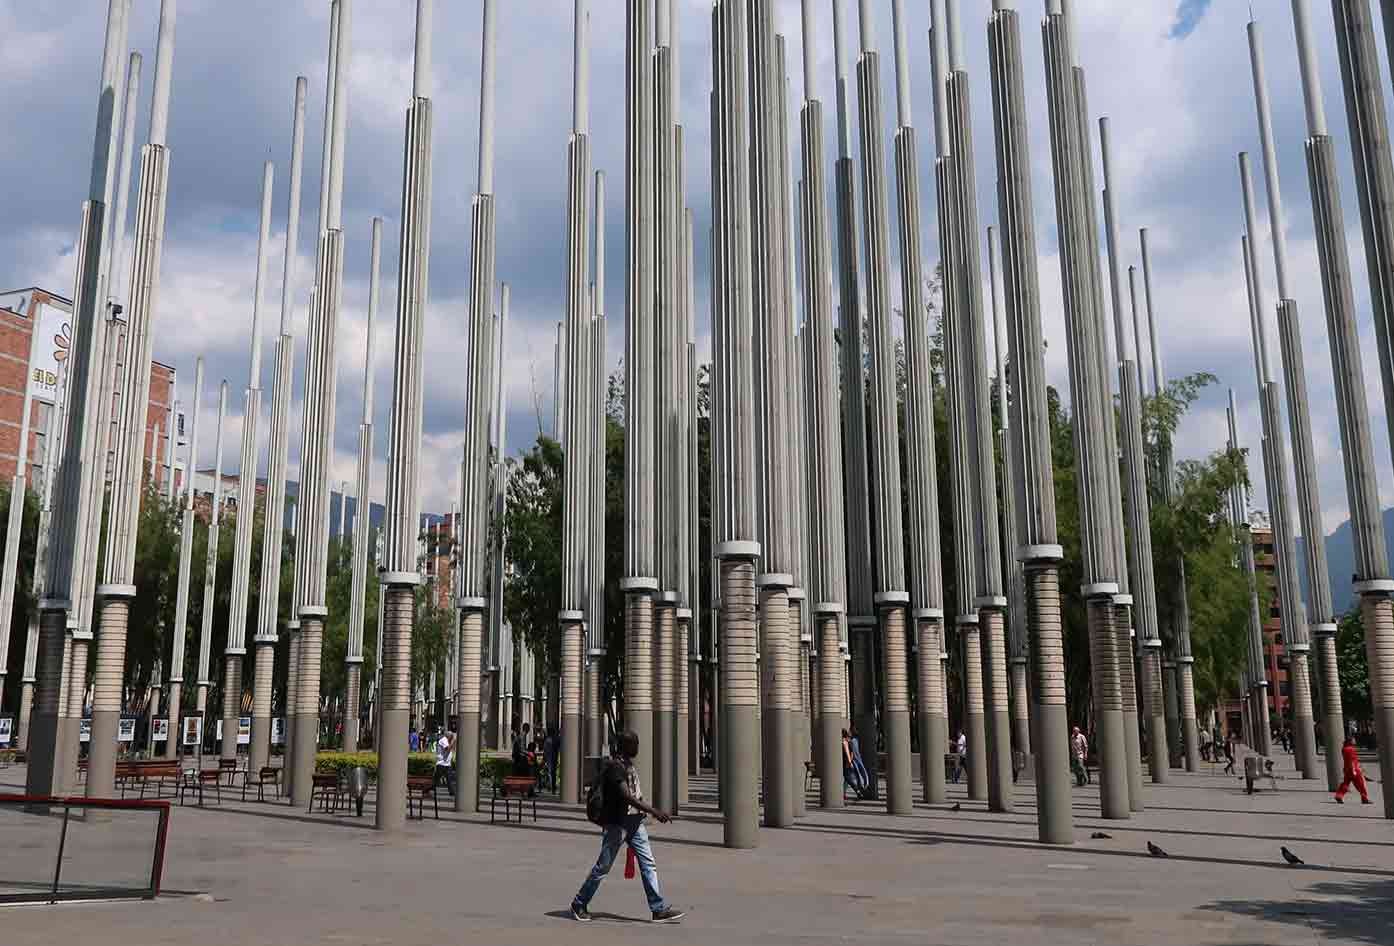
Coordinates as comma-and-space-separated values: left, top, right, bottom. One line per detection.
1251, 525, 1291, 722
0, 287, 178, 490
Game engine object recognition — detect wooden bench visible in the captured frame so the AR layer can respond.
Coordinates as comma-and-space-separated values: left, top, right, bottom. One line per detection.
490, 776, 537, 824
243, 766, 282, 803
407, 775, 438, 820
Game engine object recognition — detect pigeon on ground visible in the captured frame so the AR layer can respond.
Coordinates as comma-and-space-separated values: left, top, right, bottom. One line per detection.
1281, 846, 1304, 866
1146, 841, 1168, 858
951, 803, 962, 812
1090, 832, 1112, 840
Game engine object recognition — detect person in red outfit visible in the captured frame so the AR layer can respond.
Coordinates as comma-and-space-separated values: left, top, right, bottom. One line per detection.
1334, 736, 1371, 805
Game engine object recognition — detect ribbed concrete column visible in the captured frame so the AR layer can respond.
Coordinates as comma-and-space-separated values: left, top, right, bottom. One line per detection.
988, 4, 1071, 841
711, 0, 760, 848
855, 0, 912, 817
292, 0, 353, 808
1041, 11, 1128, 820
677, 610, 691, 805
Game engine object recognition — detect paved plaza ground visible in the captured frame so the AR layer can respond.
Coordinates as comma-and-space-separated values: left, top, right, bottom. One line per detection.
1, 752, 1391, 945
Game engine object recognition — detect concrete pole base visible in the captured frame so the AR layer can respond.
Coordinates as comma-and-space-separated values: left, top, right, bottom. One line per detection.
456, 711, 480, 812
165, 682, 182, 761
290, 619, 323, 809
623, 591, 655, 802
1032, 701, 1074, 845
1314, 633, 1344, 789
88, 595, 134, 800
883, 709, 913, 816
1009, 663, 1031, 759
585, 661, 604, 760
723, 703, 760, 848
677, 709, 690, 808
1322, 707, 1344, 790
1140, 651, 1168, 783
763, 706, 795, 827
654, 707, 676, 813
561, 713, 582, 805
981, 610, 1014, 813
1292, 713, 1317, 780
221, 654, 243, 762
966, 712, 988, 802
377, 708, 409, 830
343, 662, 361, 752
921, 714, 947, 804
17, 680, 34, 753
377, 584, 414, 830
1096, 707, 1131, 820
1122, 710, 1144, 812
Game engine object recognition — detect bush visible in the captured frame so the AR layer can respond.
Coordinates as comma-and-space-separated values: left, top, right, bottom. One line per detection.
480, 754, 513, 788
315, 751, 437, 781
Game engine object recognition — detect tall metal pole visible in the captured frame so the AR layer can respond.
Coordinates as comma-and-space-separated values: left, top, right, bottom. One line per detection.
747, 6, 797, 828
292, 0, 352, 809
796, 7, 852, 802
1244, 18, 1320, 780
165, 357, 203, 759
711, 0, 760, 848
221, 158, 274, 763
488, 296, 510, 753
26, 0, 131, 799
853, 0, 913, 818
380, 0, 434, 827
1288, 0, 1364, 792
1041, 3, 1130, 819
988, 0, 1072, 842
197, 383, 228, 723
454, 0, 493, 817
344, 217, 379, 753
252, 75, 308, 777
1228, 389, 1269, 754
1098, 117, 1152, 803
89, 0, 178, 799
831, 0, 876, 802
586, 170, 608, 763
887, 0, 948, 808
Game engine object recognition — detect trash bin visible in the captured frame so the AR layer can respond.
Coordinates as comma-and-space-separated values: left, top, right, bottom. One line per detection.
348, 766, 370, 817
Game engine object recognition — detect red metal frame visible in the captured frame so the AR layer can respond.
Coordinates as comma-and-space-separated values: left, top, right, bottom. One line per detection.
0, 793, 171, 902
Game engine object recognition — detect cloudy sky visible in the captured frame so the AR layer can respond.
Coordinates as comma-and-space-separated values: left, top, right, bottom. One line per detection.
3, 0, 1393, 541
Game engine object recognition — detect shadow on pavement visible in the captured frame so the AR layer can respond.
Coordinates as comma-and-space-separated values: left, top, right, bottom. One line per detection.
1200, 877, 1394, 945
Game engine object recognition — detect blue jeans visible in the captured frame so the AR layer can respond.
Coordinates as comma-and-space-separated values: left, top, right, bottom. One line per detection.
573, 815, 668, 914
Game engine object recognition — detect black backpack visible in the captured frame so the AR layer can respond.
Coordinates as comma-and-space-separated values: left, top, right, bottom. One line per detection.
585, 758, 621, 826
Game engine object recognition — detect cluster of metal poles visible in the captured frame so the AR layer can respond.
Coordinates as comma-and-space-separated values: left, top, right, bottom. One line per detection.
14, 0, 1394, 837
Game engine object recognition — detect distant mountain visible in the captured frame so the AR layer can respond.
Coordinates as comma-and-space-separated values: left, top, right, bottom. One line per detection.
1294, 508, 1394, 616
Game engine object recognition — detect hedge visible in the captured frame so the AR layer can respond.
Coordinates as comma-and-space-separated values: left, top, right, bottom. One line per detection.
315, 751, 514, 784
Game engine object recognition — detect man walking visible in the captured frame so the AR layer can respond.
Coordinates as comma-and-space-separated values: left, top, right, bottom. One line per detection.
1071, 726, 1089, 786
1334, 736, 1372, 805
571, 729, 685, 923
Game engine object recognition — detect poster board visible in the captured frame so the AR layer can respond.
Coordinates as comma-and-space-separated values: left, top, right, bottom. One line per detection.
0, 716, 12, 746
79, 719, 91, 743
271, 718, 285, 746
182, 715, 202, 747
117, 717, 136, 743
152, 718, 169, 743
237, 717, 251, 746
215, 719, 222, 742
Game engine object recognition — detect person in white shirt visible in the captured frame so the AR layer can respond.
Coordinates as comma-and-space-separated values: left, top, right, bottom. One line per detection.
435, 732, 456, 796
1070, 726, 1089, 786
952, 731, 967, 784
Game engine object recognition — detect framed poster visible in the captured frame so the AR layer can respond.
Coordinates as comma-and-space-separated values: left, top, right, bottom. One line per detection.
237, 717, 251, 746
182, 715, 202, 747
0, 716, 12, 746
271, 717, 285, 746
152, 718, 169, 743
215, 719, 223, 742
117, 718, 136, 743
79, 719, 91, 743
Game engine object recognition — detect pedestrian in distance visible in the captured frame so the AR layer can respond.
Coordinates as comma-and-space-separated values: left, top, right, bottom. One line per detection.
841, 729, 864, 800
849, 725, 872, 791
1334, 736, 1372, 805
1070, 726, 1089, 787
952, 730, 967, 784
1223, 733, 1237, 776
571, 729, 685, 924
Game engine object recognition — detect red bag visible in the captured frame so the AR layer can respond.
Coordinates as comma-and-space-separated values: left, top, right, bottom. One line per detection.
624, 846, 637, 879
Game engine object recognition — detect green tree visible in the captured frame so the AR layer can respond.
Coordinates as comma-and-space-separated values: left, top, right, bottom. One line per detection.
1335, 606, 1371, 723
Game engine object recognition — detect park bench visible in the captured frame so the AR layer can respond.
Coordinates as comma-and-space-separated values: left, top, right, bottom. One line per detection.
309, 772, 345, 814
179, 768, 223, 807
243, 766, 282, 803
490, 775, 537, 824
133, 762, 181, 800
407, 775, 439, 821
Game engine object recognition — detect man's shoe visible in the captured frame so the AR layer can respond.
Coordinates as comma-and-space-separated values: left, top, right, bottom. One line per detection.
570, 904, 592, 923
1335, 796, 1344, 804
652, 908, 686, 923
1362, 798, 1372, 805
